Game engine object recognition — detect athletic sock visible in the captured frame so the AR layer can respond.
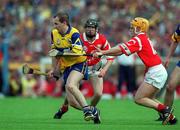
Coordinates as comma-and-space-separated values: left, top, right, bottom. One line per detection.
60, 105, 68, 113
169, 114, 174, 120
157, 104, 166, 112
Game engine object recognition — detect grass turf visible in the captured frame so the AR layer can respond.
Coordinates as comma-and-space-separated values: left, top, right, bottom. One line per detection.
0, 97, 180, 130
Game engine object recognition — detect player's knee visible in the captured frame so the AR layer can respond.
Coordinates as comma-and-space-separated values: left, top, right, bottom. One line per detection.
166, 84, 176, 93
134, 95, 141, 105
66, 84, 75, 93
94, 92, 102, 99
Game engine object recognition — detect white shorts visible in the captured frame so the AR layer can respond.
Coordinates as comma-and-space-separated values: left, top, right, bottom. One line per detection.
88, 66, 100, 77
88, 62, 102, 76
144, 64, 168, 89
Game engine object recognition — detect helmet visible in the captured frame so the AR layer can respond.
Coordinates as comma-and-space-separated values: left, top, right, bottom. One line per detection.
131, 17, 149, 32
84, 18, 98, 29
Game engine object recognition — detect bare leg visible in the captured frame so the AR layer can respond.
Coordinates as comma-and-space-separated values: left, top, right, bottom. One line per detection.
66, 88, 81, 110
164, 67, 180, 107
90, 75, 103, 106
66, 70, 88, 107
134, 82, 161, 110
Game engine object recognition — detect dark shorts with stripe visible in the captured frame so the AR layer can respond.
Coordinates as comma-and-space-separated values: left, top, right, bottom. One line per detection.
63, 61, 88, 84
177, 60, 180, 67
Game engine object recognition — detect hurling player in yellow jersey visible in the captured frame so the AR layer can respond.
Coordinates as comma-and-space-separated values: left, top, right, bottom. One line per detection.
48, 12, 99, 122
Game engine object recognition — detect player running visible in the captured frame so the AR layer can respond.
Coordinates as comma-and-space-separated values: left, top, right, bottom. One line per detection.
48, 12, 99, 122
93, 17, 176, 125
156, 24, 180, 124
53, 18, 114, 124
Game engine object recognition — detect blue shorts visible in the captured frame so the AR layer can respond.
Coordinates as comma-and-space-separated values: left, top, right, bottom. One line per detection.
63, 61, 88, 84
177, 60, 180, 67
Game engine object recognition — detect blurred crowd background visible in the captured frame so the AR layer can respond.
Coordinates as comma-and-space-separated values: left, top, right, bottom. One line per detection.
0, 0, 180, 99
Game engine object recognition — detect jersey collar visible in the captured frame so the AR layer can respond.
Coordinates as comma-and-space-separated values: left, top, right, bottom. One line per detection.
83, 32, 99, 43
65, 25, 71, 35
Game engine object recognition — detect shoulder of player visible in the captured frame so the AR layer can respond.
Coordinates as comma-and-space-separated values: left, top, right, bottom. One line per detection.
51, 28, 58, 34
136, 32, 147, 37
98, 33, 106, 39
133, 33, 148, 41
70, 27, 80, 34
80, 33, 83, 39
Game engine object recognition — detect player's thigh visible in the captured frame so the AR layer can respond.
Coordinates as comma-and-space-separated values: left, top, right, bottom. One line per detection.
135, 82, 159, 100
169, 66, 180, 87
66, 70, 84, 87
90, 75, 103, 94
66, 70, 83, 87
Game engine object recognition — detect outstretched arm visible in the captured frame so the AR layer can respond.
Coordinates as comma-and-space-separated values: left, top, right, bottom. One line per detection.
94, 45, 123, 57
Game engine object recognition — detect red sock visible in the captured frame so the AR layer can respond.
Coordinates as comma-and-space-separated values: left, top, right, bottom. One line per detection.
61, 105, 68, 113
169, 114, 174, 120
157, 104, 166, 112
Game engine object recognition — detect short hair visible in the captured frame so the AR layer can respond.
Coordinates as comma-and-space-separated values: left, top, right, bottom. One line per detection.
54, 12, 70, 25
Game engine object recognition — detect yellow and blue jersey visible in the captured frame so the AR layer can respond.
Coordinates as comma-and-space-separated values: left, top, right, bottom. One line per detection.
172, 24, 180, 43
50, 26, 87, 72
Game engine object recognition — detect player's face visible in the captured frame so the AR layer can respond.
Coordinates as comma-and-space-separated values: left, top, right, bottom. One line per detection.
85, 26, 96, 38
129, 25, 136, 36
53, 17, 64, 32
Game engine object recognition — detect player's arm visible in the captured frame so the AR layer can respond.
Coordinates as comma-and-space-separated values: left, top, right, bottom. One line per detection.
94, 35, 142, 57
98, 59, 113, 77
71, 32, 84, 54
98, 40, 114, 77
164, 25, 180, 68
93, 45, 123, 57
172, 24, 180, 43
48, 32, 61, 78
164, 43, 178, 68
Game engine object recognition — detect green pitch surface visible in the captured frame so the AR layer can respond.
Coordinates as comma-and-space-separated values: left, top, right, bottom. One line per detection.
0, 98, 180, 130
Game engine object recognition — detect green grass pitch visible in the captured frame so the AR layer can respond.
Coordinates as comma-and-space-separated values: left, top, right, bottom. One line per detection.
0, 98, 180, 130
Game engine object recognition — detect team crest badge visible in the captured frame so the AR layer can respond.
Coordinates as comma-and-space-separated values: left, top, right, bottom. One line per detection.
97, 44, 101, 48
68, 39, 72, 43
56, 39, 60, 45
83, 46, 88, 52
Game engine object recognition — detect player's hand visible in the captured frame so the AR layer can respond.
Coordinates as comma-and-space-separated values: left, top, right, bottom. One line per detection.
98, 68, 106, 78
47, 70, 55, 78
93, 52, 103, 58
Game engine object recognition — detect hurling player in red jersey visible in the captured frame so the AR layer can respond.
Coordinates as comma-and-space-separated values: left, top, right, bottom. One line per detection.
93, 17, 175, 125
81, 18, 114, 106
53, 18, 113, 124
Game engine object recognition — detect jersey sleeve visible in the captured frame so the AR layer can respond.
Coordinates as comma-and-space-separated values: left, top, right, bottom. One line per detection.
50, 31, 56, 49
102, 40, 114, 60
71, 32, 84, 54
172, 24, 180, 43
118, 36, 142, 56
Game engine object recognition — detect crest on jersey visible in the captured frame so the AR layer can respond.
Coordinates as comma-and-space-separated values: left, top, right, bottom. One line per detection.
68, 39, 72, 44
97, 44, 101, 48
56, 39, 61, 45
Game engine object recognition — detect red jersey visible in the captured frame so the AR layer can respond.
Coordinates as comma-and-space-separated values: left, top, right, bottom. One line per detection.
119, 33, 161, 67
81, 32, 114, 66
